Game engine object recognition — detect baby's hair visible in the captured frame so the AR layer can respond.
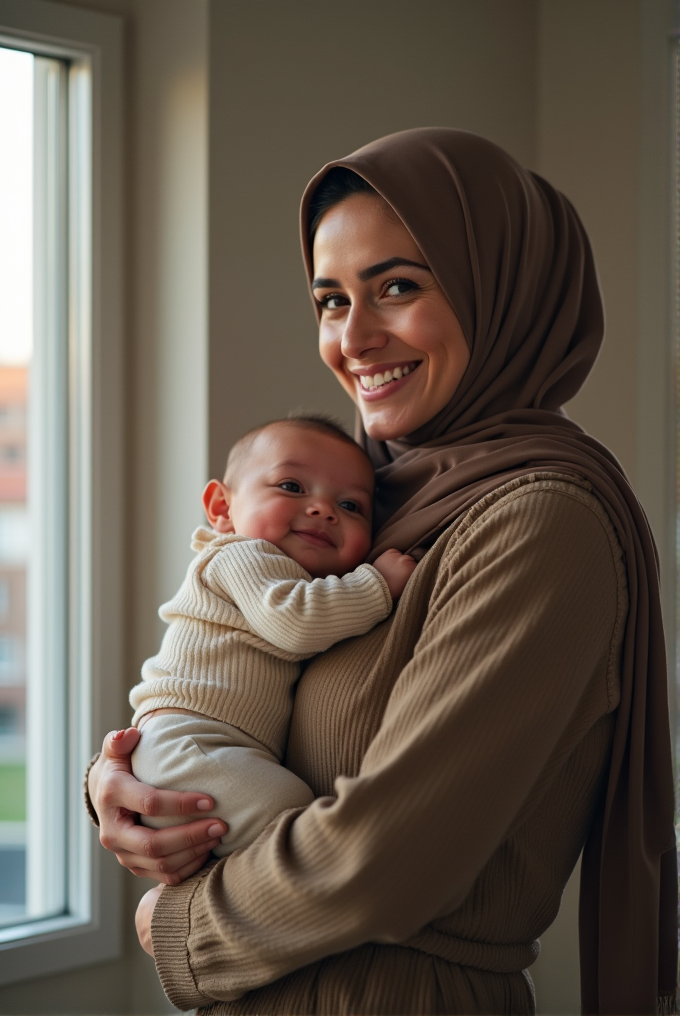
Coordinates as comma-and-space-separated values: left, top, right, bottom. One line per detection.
224, 413, 372, 487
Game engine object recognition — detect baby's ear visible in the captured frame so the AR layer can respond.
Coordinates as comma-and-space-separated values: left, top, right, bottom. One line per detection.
202, 480, 234, 533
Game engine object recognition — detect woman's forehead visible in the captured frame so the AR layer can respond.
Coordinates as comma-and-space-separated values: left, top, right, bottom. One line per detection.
312, 193, 425, 275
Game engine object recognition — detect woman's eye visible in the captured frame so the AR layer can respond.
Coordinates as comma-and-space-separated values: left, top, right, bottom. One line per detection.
318, 293, 348, 310
338, 500, 360, 513
279, 481, 303, 493
384, 278, 418, 298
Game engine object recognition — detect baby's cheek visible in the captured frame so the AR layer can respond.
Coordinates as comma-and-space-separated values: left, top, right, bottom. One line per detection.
346, 524, 373, 567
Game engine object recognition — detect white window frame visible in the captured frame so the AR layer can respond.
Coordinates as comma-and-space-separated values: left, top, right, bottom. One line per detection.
0, 0, 123, 983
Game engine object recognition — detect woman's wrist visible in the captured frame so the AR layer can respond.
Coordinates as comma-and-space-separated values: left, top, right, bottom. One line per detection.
152, 867, 215, 1010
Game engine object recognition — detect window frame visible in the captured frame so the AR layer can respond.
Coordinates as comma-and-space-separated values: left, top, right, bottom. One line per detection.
0, 0, 123, 983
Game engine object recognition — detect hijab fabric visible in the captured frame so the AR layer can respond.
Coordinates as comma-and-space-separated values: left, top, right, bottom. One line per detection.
300, 128, 677, 1015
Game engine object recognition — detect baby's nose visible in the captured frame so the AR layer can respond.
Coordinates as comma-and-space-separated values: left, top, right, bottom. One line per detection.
306, 501, 337, 522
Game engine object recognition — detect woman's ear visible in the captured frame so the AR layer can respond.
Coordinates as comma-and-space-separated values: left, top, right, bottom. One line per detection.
202, 480, 235, 533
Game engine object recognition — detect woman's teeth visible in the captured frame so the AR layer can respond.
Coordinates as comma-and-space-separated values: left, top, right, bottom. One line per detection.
360, 364, 411, 390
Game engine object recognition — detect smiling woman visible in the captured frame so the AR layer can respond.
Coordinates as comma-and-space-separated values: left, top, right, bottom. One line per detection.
89, 129, 676, 1016
311, 190, 471, 442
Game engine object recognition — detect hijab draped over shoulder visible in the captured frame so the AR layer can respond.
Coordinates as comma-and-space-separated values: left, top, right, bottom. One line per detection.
300, 128, 677, 1016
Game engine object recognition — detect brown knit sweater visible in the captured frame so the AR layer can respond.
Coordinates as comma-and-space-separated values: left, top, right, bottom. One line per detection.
151, 474, 627, 1016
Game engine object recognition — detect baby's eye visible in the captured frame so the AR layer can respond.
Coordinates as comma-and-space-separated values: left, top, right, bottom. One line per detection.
279, 481, 303, 493
338, 500, 361, 513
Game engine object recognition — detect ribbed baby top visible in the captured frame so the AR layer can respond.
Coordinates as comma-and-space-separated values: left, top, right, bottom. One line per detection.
130, 529, 392, 758
150, 475, 628, 1015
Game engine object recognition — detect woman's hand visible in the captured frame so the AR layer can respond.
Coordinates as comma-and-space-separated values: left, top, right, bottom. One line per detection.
88, 728, 227, 884
136, 883, 164, 957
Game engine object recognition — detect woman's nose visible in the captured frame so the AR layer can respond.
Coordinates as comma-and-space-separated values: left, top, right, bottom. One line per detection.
340, 305, 388, 359
306, 500, 337, 523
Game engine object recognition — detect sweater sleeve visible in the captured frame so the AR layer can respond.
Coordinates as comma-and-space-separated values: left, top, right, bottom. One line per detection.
152, 487, 622, 1008
203, 541, 392, 655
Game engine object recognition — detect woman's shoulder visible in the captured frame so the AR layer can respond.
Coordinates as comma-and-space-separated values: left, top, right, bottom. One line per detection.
422, 471, 628, 712
436, 470, 624, 577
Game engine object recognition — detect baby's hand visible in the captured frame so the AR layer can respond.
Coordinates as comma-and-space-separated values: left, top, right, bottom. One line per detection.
373, 548, 417, 600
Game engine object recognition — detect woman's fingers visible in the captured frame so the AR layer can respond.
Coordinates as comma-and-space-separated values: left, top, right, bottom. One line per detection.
118, 840, 217, 884
129, 851, 214, 885
100, 812, 227, 881
94, 730, 216, 817
97, 766, 216, 819
90, 727, 226, 882
104, 726, 140, 763
99, 811, 226, 857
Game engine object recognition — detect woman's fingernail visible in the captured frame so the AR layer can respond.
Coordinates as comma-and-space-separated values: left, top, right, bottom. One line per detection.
196, 799, 212, 811
207, 823, 224, 836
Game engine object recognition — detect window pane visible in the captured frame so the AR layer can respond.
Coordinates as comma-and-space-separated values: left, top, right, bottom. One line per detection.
0, 45, 71, 929
0, 45, 33, 928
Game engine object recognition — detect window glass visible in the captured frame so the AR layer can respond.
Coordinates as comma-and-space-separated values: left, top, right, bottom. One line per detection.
0, 42, 76, 930
0, 45, 32, 929
0, 2, 121, 975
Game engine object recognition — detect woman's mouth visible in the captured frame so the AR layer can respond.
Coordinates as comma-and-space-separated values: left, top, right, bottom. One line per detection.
355, 361, 421, 399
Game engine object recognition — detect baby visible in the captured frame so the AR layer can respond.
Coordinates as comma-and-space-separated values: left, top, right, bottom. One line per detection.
129, 415, 416, 855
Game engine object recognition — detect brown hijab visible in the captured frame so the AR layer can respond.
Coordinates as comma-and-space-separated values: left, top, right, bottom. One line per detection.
300, 128, 677, 1016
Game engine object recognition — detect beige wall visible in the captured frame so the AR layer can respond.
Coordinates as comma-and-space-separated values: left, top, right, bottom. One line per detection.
531, 4, 675, 1012
207, 0, 537, 476
1, 1, 675, 1013
540, 0, 641, 479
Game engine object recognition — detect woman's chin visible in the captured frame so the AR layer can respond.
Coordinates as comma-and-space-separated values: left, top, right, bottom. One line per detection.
361, 411, 414, 443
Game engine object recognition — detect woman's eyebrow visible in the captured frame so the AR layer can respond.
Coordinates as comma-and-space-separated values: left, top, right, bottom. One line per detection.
311, 257, 431, 290
357, 257, 430, 282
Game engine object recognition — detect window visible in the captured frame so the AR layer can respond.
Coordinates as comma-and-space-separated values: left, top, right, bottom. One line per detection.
0, 0, 123, 984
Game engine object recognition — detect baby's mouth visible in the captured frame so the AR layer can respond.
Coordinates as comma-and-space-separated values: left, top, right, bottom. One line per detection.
358, 361, 421, 391
293, 528, 336, 548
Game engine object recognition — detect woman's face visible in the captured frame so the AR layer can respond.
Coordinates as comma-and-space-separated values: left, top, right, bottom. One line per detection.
312, 193, 471, 441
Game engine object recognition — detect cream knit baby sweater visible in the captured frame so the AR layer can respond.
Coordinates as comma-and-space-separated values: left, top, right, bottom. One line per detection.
129, 528, 393, 759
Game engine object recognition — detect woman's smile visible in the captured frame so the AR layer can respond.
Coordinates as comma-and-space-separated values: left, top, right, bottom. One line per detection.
353, 360, 421, 398
312, 193, 471, 441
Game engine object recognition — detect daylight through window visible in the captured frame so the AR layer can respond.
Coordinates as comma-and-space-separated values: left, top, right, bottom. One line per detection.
0, 41, 91, 933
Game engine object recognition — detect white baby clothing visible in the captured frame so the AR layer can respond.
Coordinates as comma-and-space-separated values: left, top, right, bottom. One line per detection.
130, 528, 392, 854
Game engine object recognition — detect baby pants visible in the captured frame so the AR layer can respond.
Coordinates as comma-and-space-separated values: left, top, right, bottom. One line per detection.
131, 712, 314, 856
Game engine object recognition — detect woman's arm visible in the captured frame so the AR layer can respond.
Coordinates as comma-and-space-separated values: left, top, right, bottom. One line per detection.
88, 727, 227, 882
146, 484, 624, 1009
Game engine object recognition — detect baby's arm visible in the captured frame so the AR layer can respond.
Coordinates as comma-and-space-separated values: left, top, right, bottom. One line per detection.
205, 541, 397, 656
372, 549, 417, 600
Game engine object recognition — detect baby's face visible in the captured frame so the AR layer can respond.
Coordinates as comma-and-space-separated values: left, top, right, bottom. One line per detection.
222, 425, 374, 578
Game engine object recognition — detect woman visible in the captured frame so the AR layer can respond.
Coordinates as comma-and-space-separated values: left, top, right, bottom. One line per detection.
88, 128, 677, 1015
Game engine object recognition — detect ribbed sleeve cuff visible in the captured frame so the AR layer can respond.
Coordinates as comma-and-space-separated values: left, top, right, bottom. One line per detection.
83, 753, 101, 827
361, 563, 393, 615
152, 868, 215, 1011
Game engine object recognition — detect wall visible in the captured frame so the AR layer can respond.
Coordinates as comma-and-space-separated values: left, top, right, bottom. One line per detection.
530, 3, 676, 1012
207, 0, 537, 476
